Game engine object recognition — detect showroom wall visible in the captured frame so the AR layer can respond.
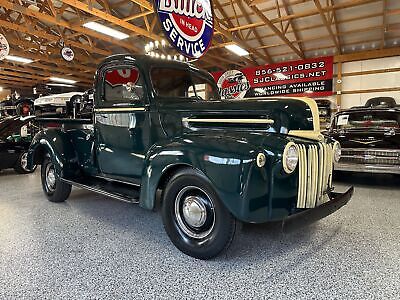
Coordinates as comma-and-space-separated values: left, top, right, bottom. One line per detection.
333, 56, 400, 109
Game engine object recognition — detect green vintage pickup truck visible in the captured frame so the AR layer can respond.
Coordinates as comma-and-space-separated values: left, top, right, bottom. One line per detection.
28, 54, 353, 259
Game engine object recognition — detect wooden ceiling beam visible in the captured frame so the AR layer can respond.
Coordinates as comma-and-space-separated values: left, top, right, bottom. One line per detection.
226, 0, 380, 33
381, 0, 387, 49
244, 0, 303, 59
334, 47, 400, 63
0, 19, 110, 56
236, 0, 272, 63
60, 0, 160, 41
282, 0, 305, 58
128, 0, 153, 12
313, 0, 340, 53
0, 0, 140, 52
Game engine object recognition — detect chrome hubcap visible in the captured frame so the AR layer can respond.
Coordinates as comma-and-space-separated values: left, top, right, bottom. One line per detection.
175, 186, 215, 239
182, 196, 207, 228
45, 164, 56, 192
21, 152, 28, 171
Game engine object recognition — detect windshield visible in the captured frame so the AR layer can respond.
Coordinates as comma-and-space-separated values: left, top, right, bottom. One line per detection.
334, 111, 400, 130
151, 67, 220, 101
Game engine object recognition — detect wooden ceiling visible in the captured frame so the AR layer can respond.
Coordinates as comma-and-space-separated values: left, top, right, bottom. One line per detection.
0, 0, 399, 91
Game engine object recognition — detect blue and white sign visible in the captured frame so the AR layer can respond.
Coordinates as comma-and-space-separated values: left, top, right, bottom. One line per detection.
154, 0, 214, 59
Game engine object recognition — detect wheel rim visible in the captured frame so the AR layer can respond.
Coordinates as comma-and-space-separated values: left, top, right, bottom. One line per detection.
45, 163, 57, 192
174, 186, 215, 239
20, 152, 29, 171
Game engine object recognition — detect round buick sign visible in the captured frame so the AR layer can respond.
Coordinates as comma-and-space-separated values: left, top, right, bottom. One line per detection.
0, 34, 10, 60
154, 0, 214, 59
217, 70, 250, 100
61, 46, 74, 61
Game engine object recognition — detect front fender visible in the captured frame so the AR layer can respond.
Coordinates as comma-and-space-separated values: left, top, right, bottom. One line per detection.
139, 134, 277, 222
27, 129, 78, 177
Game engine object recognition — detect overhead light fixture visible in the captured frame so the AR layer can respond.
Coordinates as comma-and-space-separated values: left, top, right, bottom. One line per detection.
49, 77, 77, 84
83, 21, 129, 40
224, 44, 249, 56
0, 86, 3, 92
46, 83, 76, 88
5, 55, 33, 64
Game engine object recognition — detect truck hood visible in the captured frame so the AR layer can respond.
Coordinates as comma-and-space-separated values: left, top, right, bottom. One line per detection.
330, 129, 400, 149
159, 97, 321, 141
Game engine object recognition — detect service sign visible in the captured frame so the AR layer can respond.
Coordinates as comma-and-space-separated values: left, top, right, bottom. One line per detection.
155, 0, 213, 59
213, 56, 334, 99
105, 68, 139, 87
0, 34, 10, 60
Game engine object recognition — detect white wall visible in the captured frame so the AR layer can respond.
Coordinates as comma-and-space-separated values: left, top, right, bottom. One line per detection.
334, 56, 400, 109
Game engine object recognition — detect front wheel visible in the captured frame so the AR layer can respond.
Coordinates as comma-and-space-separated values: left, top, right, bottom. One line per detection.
41, 157, 71, 202
162, 168, 236, 259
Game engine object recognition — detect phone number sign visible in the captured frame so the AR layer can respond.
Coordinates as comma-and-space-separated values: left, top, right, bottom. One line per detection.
212, 56, 334, 99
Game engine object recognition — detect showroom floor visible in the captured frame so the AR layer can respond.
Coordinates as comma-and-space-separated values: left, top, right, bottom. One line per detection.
0, 170, 399, 299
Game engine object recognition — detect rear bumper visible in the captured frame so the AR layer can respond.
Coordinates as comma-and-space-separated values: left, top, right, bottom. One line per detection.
282, 186, 354, 233
335, 162, 400, 174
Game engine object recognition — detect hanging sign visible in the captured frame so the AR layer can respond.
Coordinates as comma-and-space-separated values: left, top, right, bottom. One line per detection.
154, 0, 214, 59
213, 56, 334, 99
61, 46, 74, 61
0, 34, 10, 60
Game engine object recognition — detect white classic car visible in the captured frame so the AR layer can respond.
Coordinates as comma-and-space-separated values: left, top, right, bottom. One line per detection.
34, 92, 83, 116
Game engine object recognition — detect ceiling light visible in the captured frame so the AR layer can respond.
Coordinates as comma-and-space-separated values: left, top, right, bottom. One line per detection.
46, 83, 76, 88
0, 86, 3, 92
5, 55, 33, 64
49, 77, 77, 84
225, 44, 249, 56
83, 21, 129, 40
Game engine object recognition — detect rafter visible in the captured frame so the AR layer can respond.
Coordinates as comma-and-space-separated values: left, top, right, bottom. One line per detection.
244, 0, 303, 59
313, 0, 340, 53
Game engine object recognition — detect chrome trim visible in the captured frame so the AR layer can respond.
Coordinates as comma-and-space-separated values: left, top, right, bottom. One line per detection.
335, 163, 400, 174
182, 117, 274, 124
94, 107, 146, 112
296, 142, 334, 208
94, 175, 140, 186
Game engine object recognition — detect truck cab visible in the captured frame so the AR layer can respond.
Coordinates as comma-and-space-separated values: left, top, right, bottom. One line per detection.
28, 54, 353, 259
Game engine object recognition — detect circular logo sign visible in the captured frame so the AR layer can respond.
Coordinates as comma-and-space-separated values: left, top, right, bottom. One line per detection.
217, 70, 250, 100
155, 0, 213, 59
0, 34, 10, 60
61, 46, 74, 61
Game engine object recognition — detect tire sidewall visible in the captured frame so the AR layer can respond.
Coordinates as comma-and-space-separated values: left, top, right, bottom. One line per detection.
162, 169, 235, 259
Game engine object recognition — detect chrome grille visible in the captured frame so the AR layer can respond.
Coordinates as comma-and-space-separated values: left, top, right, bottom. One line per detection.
296, 143, 334, 208
340, 148, 400, 165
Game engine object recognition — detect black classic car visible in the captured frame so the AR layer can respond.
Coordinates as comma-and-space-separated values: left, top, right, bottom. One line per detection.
0, 116, 37, 173
328, 104, 400, 174
27, 54, 353, 259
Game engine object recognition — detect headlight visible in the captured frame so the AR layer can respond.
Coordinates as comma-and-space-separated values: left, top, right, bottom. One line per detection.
283, 142, 299, 173
333, 141, 341, 163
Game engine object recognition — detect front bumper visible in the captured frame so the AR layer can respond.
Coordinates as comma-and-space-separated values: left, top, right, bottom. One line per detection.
335, 162, 400, 174
282, 186, 354, 233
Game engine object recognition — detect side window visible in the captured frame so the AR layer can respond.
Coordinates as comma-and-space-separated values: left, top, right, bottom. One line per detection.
104, 66, 144, 102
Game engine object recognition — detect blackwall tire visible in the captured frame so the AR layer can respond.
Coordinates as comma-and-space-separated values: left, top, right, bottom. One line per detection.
41, 157, 71, 203
161, 168, 236, 259
14, 151, 37, 174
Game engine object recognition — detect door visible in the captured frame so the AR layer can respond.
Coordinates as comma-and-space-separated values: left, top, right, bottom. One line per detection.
94, 64, 149, 183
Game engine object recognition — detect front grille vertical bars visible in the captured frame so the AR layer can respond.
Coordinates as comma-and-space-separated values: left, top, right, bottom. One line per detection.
296, 142, 334, 208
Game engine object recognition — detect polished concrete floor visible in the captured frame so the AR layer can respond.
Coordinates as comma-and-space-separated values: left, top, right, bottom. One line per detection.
0, 169, 399, 299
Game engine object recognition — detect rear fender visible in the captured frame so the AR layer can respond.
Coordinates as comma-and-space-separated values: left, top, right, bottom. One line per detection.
27, 129, 78, 177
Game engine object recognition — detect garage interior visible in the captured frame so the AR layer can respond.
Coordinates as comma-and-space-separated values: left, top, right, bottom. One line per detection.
0, 0, 399, 299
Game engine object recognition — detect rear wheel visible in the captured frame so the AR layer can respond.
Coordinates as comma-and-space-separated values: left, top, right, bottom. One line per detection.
162, 168, 236, 259
41, 157, 71, 202
14, 151, 37, 174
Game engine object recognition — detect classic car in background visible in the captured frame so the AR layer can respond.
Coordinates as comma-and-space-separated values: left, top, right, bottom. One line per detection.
0, 116, 37, 174
27, 54, 353, 259
34, 92, 83, 117
328, 103, 400, 174
315, 99, 335, 130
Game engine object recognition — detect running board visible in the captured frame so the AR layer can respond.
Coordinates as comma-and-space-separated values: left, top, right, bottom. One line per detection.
61, 177, 140, 204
